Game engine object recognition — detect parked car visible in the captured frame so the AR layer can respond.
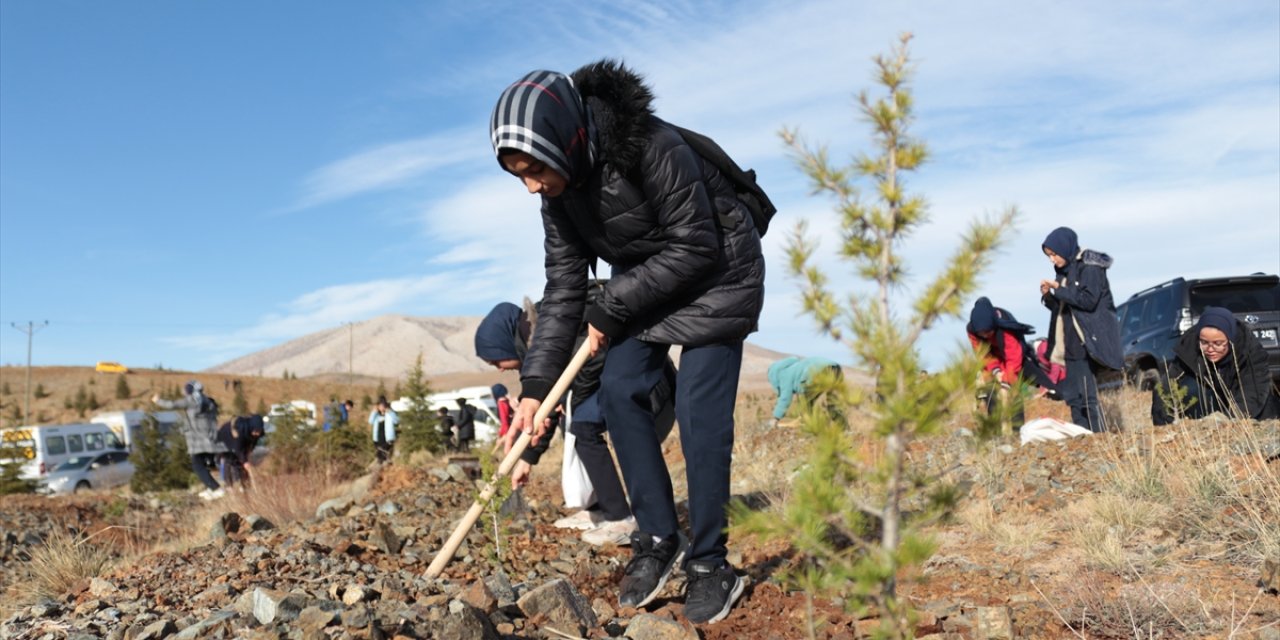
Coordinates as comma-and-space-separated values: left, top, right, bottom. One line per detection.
1114, 273, 1280, 389
37, 451, 135, 495
0, 422, 127, 479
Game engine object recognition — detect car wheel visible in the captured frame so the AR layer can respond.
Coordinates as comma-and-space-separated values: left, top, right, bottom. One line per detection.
74, 481, 91, 494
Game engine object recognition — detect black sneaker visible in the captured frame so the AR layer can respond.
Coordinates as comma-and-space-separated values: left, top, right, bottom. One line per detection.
618, 531, 688, 608
683, 560, 745, 624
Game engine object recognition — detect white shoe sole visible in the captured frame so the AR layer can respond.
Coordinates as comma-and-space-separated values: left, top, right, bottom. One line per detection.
691, 573, 746, 624
621, 535, 688, 609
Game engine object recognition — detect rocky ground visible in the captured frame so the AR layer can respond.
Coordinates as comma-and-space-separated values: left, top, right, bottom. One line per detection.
1, 394, 1278, 639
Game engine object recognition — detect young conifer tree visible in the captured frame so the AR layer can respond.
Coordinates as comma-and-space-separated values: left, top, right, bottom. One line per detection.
734, 34, 1017, 636
395, 353, 446, 456
232, 385, 249, 416
115, 374, 131, 400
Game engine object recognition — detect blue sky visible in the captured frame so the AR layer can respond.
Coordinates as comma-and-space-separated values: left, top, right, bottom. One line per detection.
2, 0, 1277, 372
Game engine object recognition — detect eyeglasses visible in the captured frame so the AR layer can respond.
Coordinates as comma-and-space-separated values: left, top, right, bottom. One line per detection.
1198, 339, 1230, 351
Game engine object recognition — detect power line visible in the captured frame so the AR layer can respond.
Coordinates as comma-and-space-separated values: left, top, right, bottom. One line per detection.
10, 321, 48, 425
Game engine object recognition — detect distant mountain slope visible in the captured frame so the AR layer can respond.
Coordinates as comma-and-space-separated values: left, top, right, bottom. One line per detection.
207, 314, 797, 388
206, 315, 488, 379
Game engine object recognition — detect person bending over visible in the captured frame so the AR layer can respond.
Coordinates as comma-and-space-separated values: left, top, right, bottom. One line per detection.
490, 60, 764, 623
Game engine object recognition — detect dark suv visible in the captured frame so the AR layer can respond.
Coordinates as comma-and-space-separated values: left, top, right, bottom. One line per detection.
1115, 273, 1280, 389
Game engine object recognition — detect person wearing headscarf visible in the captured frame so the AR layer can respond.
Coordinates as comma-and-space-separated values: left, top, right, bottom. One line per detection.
966, 297, 1058, 427
489, 60, 762, 623
1039, 227, 1123, 432
474, 296, 676, 547
1152, 306, 1278, 425
152, 380, 227, 500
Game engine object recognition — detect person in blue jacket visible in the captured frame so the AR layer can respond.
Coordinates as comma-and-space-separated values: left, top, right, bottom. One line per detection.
1039, 227, 1123, 432
767, 356, 842, 426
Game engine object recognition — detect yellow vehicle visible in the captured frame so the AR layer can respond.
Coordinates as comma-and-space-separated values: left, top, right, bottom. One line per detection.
95, 361, 128, 373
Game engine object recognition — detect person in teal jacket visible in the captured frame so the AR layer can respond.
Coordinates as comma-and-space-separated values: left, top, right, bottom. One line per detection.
767, 357, 842, 424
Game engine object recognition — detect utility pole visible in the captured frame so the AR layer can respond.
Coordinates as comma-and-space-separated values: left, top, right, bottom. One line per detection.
10, 321, 49, 425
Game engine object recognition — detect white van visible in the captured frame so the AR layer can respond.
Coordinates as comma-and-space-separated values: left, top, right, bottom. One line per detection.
89, 410, 181, 450
392, 386, 502, 442
0, 423, 126, 479
264, 400, 317, 430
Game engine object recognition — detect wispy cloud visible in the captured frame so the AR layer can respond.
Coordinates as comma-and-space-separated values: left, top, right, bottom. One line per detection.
258, 0, 1278, 369
287, 129, 483, 211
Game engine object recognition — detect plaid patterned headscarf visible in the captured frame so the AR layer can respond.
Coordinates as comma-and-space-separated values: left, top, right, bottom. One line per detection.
490, 70, 596, 185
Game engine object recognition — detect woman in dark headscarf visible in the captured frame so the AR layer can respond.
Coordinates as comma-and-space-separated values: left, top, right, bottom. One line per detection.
490, 61, 762, 624
966, 297, 1057, 427
1039, 227, 1123, 432
1152, 306, 1279, 425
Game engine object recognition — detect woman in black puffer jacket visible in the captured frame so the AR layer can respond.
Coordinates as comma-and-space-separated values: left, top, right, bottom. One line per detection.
489, 60, 762, 624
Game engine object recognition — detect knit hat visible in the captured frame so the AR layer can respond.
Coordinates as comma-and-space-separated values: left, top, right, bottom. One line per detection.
968, 297, 996, 334
491, 383, 508, 399
1195, 306, 1237, 341
1042, 227, 1079, 262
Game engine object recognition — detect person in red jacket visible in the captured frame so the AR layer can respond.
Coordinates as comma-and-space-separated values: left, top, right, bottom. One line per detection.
967, 297, 1058, 426
492, 384, 514, 439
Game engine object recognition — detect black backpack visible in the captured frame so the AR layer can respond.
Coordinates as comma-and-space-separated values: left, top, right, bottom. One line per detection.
658, 118, 777, 237
198, 395, 219, 419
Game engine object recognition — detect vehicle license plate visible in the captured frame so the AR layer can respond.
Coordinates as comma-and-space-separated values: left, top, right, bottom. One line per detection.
1254, 327, 1279, 347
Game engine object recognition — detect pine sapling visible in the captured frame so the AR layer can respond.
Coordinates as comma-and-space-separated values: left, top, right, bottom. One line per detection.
734, 33, 1018, 637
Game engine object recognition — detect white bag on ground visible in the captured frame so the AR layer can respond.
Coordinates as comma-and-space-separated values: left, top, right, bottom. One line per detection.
1020, 417, 1093, 446
560, 395, 596, 509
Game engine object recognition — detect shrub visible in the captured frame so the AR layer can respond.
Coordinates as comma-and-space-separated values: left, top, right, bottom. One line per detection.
0, 440, 36, 495
130, 414, 194, 493
395, 354, 446, 457
115, 374, 131, 400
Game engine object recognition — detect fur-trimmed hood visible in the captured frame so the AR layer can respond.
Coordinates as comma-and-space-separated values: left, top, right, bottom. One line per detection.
1078, 248, 1114, 269
571, 59, 655, 175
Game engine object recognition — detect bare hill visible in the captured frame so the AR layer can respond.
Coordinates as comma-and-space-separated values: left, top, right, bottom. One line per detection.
206, 313, 796, 390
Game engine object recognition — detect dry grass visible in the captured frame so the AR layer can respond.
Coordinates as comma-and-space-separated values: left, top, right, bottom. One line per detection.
1052, 572, 1219, 639
959, 500, 1050, 557
1064, 494, 1171, 572
160, 472, 349, 553
1094, 400, 1280, 566
22, 526, 116, 601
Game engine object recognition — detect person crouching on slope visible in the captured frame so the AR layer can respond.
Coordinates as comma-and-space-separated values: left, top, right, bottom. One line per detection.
475, 298, 676, 546
1152, 306, 1279, 425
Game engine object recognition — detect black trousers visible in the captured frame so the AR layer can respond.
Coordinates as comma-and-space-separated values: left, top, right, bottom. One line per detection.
570, 420, 631, 522
191, 453, 220, 490
600, 337, 742, 566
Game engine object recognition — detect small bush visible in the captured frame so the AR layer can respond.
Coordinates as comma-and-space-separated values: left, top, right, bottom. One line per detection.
130, 415, 194, 493
24, 528, 115, 601
115, 375, 131, 400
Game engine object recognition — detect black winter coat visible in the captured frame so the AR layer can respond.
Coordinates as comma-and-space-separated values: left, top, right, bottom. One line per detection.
1042, 249, 1123, 371
521, 63, 765, 401
1152, 319, 1278, 424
